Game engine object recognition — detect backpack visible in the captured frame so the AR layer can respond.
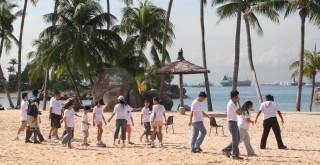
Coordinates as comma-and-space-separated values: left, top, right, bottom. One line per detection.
27, 96, 39, 118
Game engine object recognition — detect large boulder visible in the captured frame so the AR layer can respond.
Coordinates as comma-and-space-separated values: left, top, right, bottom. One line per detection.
314, 88, 320, 103
0, 104, 4, 110
141, 89, 173, 110
92, 67, 143, 112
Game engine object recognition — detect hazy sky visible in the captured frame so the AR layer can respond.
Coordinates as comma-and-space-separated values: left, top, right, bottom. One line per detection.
1, 0, 319, 85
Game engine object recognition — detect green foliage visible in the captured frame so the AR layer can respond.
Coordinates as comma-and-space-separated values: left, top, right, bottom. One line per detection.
144, 65, 173, 89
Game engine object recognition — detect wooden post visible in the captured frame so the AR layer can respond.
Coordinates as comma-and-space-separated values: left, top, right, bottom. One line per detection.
179, 74, 185, 115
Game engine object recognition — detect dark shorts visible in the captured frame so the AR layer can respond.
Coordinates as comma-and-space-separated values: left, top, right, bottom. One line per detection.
51, 113, 62, 128
144, 122, 151, 135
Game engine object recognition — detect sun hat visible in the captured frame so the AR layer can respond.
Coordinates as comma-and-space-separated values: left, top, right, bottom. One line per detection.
117, 95, 125, 101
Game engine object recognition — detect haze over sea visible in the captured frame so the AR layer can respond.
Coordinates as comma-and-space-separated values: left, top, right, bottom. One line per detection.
0, 86, 319, 112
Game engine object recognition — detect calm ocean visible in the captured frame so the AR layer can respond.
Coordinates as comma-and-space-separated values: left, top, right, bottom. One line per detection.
0, 86, 318, 112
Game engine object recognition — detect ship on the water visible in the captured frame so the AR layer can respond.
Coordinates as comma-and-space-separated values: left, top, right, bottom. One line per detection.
220, 75, 251, 87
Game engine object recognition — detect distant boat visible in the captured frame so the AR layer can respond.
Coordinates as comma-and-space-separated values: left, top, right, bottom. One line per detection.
191, 81, 214, 87
304, 82, 320, 87
290, 78, 298, 86
261, 82, 280, 86
220, 75, 251, 87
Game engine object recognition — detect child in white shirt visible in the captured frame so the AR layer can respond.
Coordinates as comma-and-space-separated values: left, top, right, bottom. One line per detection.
139, 100, 151, 143
81, 106, 91, 146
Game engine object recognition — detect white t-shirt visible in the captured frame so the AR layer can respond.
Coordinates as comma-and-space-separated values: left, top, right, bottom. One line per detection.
126, 111, 132, 125
50, 97, 62, 115
227, 100, 238, 122
260, 101, 278, 120
237, 112, 251, 129
141, 107, 151, 123
20, 100, 28, 121
191, 99, 204, 123
81, 113, 89, 131
113, 104, 133, 120
152, 104, 166, 121
64, 109, 76, 127
93, 106, 104, 122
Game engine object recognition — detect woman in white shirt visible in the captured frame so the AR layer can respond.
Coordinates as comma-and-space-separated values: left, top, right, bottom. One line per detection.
237, 101, 255, 156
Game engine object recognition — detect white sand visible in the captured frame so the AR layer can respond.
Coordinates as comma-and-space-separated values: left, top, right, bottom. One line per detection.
0, 110, 320, 165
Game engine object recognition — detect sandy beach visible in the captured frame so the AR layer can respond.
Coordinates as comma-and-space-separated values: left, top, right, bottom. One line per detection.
0, 110, 319, 165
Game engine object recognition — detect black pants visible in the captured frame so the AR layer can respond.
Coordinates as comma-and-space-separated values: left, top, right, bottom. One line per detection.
114, 119, 127, 141
260, 117, 285, 148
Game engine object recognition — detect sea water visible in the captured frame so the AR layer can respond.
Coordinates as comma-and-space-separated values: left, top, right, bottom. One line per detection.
0, 86, 319, 112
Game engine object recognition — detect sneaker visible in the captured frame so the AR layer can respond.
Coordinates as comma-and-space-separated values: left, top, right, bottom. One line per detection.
139, 136, 142, 142
128, 141, 135, 145
278, 146, 287, 150
48, 135, 51, 140
151, 142, 155, 148
25, 140, 33, 143
34, 141, 42, 144
60, 141, 66, 147
14, 136, 19, 141
197, 148, 203, 153
112, 141, 116, 145
117, 140, 120, 144
159, 142, 163, 148
222, 149, 231, 158
191, 149, 200, 153
232, 156, 244, 160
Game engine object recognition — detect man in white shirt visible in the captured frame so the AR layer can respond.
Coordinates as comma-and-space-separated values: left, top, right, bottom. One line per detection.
255, 94, 287, 149
48, 91, 62, 140
222, 90, 243, 160
188, 92, 211, 153
15, 93, 28, 141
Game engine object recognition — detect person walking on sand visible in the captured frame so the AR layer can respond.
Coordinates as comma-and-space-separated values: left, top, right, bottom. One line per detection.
25, 89, 42, 144
60, 101, 80, 148
93, 99, 107, 147
118, 109, 135, 145
222, 90, 243, 160
108, 96, 133, 147
255, 94, 287, 150
188, 92, 212, 153
48, 91, 63, 140
81, 106, 91, 146
139, 100, 151, 143
14, 93, 28, 141
238, 101, 255, 156
150, 96, 166, 148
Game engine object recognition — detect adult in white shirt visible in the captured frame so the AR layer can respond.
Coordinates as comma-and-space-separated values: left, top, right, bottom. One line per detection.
150, 96, 166, 148
255, 94, 286, 149
49, 91, 62, 140
15, 93, 29, 141
237, 101, 255, 155
222, 90, 243, 160
93, 99, 107, 147
188, 92, 211, 153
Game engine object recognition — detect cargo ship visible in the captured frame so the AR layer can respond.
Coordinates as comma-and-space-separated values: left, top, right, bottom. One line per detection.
220, 75, 251, 87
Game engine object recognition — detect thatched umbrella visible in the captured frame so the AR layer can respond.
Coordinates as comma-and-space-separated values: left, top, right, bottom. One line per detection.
155, 49, 210, 114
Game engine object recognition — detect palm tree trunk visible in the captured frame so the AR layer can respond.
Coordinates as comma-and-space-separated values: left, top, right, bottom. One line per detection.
310, 73, 316, 112
0, 37, 14, 108
244, 17, 263, 104
16, 0, 28, 106
64, 58, 83, 105
232, 0, 243, 90
296, 10, 307, 112
200, 0, 213, 111
107, 0, 110, 30
159, 0, 173, 97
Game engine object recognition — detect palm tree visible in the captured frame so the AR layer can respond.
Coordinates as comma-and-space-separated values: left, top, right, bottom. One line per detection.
114, 0, 175, 79
17, 0, 38, 106
0, 2, 20, 108
199, 0, 213, 111
7, 66, 15, 75
37, 0, 118, 104
105, 0, 133, 30
289, 46, 320, 112
270, 0, 320, 111
214, 0, 280, 103
159, 0, 174, 98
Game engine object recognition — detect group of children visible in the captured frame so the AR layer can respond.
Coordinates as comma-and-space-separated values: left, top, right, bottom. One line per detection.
15, 90, 167, 149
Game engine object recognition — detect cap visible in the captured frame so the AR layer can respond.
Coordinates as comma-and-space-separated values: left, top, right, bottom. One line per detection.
117, 96, 125, 101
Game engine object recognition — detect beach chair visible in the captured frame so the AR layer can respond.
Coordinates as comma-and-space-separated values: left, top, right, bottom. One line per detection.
165, 116, 174, 134
209, 117, 224, 136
